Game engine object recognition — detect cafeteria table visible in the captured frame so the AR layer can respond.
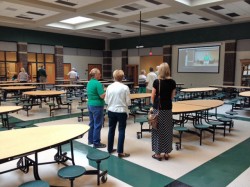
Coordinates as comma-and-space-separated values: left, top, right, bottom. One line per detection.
0, 124, 89, 180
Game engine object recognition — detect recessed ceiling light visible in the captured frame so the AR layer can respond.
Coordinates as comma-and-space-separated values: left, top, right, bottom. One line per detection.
175, 0, 222, 6
60, 16, 93, 25
76, 21, 109, 29
46, 23, 73, 30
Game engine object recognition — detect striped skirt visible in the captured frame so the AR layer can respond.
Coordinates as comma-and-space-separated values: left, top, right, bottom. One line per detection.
151, 109, 173, 154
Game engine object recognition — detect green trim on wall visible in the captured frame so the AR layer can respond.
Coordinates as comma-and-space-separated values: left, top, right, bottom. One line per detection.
0, 26, 105, 50
110, 22, 250, 50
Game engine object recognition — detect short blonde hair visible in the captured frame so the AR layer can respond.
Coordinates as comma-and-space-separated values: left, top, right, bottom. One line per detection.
89, 68, 100, 78
20, 68, 26, 73
141, 69, 146, 75
158, 62, 170, 79
113, 70, 124, 82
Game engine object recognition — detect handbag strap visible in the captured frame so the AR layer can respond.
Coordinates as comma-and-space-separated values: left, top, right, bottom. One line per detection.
158, 79, 161, 110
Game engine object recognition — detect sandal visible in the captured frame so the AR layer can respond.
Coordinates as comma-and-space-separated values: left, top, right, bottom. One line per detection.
118, 153, 130, 158
152, 154, 162, 161
164, 153, 169, 160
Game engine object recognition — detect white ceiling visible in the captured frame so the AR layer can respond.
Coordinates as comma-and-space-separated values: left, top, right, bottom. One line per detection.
0, 0, 249, 39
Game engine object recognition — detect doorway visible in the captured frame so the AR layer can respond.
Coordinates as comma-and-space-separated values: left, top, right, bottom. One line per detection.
140, 56, 163, 74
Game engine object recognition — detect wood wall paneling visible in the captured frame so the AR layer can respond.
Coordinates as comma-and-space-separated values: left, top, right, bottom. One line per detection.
140, 56, 163, 75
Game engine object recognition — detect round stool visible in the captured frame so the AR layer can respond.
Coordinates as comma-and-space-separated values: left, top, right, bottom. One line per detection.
77, 106, 87, 122
86, 151, 110, 185
173, 126, 188, 150
14, 121, 33, 129
58, 165, 86, 187
218, 117, 233, 136
19, 180, 49, 187
225, 111, 238, 115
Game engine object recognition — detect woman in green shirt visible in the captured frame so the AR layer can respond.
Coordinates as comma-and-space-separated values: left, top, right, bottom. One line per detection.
87, 68, 106, 148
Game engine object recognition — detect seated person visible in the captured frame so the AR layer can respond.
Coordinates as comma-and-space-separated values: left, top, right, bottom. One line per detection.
12, 74, 18, 81
138, 70, 147, 93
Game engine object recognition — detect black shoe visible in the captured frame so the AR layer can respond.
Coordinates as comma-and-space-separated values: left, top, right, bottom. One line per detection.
108, 149, 117, 154
94, 143, 106, 148
88, 142, 93, 145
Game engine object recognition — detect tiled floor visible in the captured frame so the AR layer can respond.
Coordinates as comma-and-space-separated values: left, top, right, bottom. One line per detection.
0, 98, 250, 187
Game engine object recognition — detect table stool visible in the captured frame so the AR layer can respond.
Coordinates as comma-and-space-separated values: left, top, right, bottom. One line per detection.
225, 111, 238, 115
218, 117, 233, 136
77, 106, 87, 122
134, 115, 149, 139
14, 121, 33, 129
207, 120, 224, 141
224, 111, 237, 128
0, 127, 8, 131
173, 126, 188, 150
58, 165, 86, 187
85, 151, 110, 185
19, 180, 49, 187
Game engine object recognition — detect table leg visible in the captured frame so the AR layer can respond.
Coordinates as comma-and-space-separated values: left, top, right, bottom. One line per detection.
33, 153, 41, 180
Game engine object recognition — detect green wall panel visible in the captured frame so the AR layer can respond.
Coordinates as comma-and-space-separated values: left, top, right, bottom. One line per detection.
0, 26, 105, 50
110, 22, 250, 50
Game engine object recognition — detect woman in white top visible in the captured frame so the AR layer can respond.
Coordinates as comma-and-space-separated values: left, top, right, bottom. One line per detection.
18, 68, 29, 82
105, 70, 131, 158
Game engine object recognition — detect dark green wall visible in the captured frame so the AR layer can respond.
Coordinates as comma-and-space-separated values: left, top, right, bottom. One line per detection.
0, 26, 105, 50
110, 22, 250, 50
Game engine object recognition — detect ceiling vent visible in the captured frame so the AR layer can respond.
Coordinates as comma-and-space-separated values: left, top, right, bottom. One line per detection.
55, 0, 77, 6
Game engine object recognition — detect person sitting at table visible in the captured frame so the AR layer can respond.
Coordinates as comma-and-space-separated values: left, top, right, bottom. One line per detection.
138, 69, 147, 93
151, 62, 176, 161
87, 68, 106, 148
18, 68, 29, 83
105, 70, 131, 157
12, 73, 18, 81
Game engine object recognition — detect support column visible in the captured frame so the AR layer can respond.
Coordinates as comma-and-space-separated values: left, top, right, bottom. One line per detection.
55, 45, 64, 80
163, 45, 172, 71
122, 49, 128, 76
103, 51, 112, 79
17, 42, 28, 72
223, 40, 237, 85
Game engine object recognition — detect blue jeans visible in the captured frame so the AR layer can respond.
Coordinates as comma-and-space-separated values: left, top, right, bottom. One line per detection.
88, 105, 104, 145
107, 111, 127, 154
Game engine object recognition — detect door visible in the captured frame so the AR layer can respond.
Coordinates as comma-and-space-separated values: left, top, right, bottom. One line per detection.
64, 63, 71, 80
88, 64, 102, 80
46, 63, 55, 84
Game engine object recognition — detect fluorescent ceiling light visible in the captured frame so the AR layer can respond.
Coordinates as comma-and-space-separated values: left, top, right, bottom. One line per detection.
46, 20, 109, 30
175, 0, 222, 6
46, 23, 73, 30
76, 21, 109, 29
136, 45, 144, 49
60, 16, 93, 25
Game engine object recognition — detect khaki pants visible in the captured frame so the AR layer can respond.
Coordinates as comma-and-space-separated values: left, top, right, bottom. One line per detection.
70, 78, 76, 84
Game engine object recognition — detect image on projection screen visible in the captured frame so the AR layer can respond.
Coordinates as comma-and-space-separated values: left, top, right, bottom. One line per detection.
177, 45, 220, 73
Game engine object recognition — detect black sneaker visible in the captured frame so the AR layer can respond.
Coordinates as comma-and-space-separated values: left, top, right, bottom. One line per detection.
88, 142, 93, 145
94, 143, 106, 148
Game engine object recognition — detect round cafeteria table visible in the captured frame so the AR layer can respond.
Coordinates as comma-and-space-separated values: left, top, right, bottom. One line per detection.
181, 87, 218, 99
0, 106, 23, 129
0, 124, 89, 181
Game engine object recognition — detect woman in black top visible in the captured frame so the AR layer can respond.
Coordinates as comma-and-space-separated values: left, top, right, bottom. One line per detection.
151, 62, 176, 161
